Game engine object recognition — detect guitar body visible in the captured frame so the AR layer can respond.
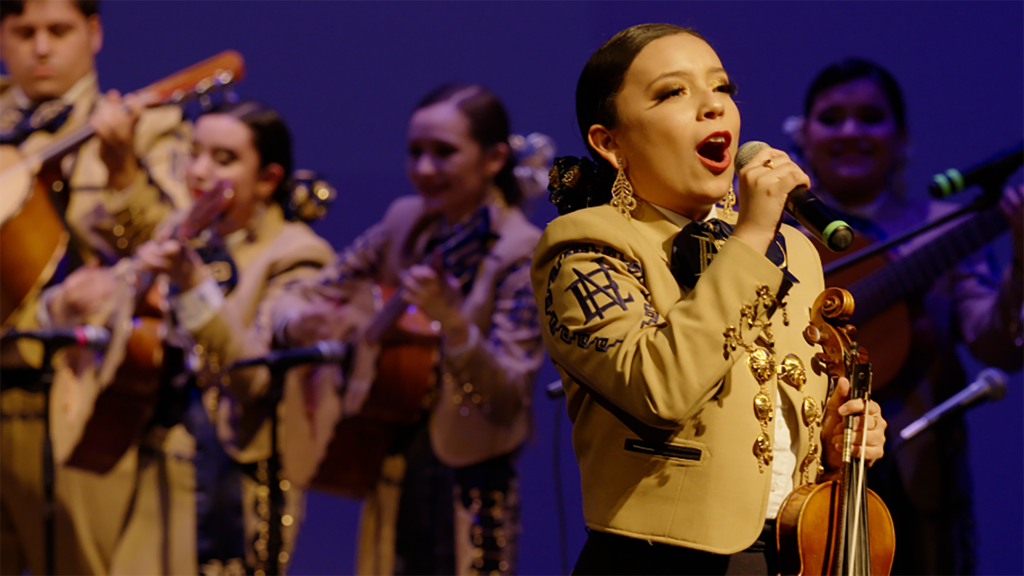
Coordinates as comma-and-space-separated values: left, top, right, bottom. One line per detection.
280, 282, 438, 498
0, 144, 70, 330
813, 234, 911, 394
51, 316, 166, 473
776, 481, 895, 576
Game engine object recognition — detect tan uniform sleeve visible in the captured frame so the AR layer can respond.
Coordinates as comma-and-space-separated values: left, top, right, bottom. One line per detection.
79, 107, 192, 259
443, 257, 545, 425
953, 252, 1024, 370
193, 238, 335, 449
533, 221, 785, 430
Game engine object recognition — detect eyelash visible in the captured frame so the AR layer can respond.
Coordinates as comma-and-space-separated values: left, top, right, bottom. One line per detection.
716, 83, 738, 96
658, 82, 738, 101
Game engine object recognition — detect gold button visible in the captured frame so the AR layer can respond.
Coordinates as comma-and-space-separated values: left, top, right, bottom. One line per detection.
278, 552, 290, 564
753, 392, 773, 422
280, 479, 291, 492
113, 224, 125, 237
282, 514, 294, 527
51, 180, 64, 192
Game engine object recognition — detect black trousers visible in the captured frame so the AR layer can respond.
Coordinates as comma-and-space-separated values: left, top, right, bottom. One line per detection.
573, 521, 777, 576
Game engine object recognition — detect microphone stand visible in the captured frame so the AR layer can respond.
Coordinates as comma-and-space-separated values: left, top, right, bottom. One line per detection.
41, 344, 57, 576
265, 366, 287, 576
228, 351, 350, 575
824, 185, 1003, 277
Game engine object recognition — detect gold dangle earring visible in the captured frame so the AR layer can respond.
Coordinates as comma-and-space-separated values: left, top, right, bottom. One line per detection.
610, 157, 637, 219
718, 182, 738, 223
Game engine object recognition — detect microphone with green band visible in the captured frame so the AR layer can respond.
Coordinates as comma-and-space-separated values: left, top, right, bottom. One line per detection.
736, 141, 854, 252
929, 141, 1023, 198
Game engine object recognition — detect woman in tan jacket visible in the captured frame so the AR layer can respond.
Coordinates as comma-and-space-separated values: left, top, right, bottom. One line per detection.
137, 100, 336, 575
532, 24, 889, 574
278, 84, 544, 575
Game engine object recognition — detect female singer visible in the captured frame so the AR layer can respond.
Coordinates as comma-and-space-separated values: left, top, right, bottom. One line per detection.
531, 24, 888, 574
790, 58, 1023, 574
277, 84, 544, 575
46, 100, 335, 574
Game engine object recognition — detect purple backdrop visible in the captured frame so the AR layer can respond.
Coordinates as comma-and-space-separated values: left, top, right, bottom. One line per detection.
19, 1, 1024, 574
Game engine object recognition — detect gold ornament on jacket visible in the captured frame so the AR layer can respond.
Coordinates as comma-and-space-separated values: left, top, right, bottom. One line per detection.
748, 347, 776, 471
724, 284, 815, 473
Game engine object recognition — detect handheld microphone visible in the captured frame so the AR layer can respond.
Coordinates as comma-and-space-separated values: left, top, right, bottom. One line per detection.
229, 340, 348, 371
1, 325, 111, 349
929, 141, 1023, 198
898, 368, 1008, 443
735, 141, 854, 252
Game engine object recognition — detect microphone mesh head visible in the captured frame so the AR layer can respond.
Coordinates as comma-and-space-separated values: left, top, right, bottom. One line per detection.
735, 141, 768, 171
979, 368, 1008, 401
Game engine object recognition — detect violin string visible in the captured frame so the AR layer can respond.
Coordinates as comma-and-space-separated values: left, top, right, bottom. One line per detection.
848, 406, 870, 576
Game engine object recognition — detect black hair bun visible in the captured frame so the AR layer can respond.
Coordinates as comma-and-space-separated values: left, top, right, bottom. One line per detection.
547, 156, 615, 215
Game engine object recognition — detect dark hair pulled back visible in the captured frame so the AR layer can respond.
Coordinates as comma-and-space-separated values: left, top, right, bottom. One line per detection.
1, 0, 99, 21
803, 58, 907, 133
202, 100, 334, 222
415, 84, 523, 207
548, 23, 705, 215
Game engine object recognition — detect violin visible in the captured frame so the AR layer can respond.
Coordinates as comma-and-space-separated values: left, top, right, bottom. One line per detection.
776, 287, 895, 575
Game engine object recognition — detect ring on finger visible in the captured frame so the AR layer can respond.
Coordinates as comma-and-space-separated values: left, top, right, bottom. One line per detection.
763, 158, 775, 169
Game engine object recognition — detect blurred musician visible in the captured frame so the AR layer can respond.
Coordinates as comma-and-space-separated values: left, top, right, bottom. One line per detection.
276, 84, 544, 575
0, 1, 189, 573
789, 58, 1023, 574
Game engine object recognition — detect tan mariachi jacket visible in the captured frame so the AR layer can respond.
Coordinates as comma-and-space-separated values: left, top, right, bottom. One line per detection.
190, 203, 336, 463
1, 72, 191, 368
530, 199, 830, 554
277, 195, 545, 468
0, 72, 191, 262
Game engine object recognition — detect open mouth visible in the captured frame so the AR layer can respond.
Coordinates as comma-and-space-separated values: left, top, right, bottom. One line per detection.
696, 132, 732, 172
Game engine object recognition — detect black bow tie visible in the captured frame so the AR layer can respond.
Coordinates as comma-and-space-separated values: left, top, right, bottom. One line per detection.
0, 99, 73, 146
671, 219, 798, 290
196, 242, 238, 296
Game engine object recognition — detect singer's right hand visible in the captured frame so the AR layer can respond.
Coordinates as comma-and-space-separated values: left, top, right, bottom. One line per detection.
732, 146, 810, 256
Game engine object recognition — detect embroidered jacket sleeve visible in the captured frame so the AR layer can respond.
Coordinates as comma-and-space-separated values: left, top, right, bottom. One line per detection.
532, 212, 787, 430
269, 220, 388, 346
189, 231, 335, 426
317, 221, 388, 287
952, 251, 1024, 371
443, 256, 545, 425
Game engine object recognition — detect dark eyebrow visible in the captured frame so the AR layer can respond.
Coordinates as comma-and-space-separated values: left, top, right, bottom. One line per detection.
645, 67, 727, 91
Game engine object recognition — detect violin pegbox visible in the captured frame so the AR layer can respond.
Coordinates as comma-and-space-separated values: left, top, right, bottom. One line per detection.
804, 287, 857, 382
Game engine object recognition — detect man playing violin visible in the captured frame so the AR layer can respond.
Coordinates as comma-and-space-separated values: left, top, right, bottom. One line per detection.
1, 1, 190, 574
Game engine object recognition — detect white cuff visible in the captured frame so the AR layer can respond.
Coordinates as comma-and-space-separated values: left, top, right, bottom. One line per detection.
172, 276, 225, 333
274, 311, 298, 347
35, 287, 58, 327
